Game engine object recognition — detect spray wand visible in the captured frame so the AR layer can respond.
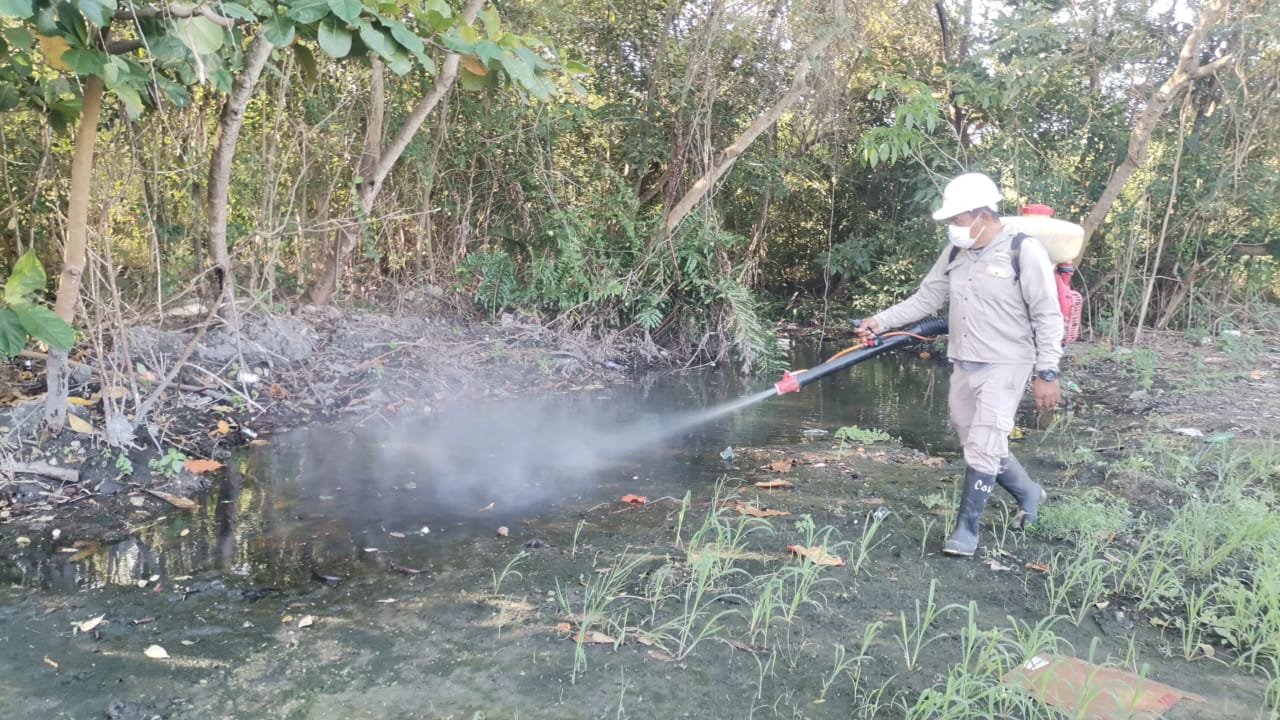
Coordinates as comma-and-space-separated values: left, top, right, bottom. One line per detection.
773, 316, 948, 395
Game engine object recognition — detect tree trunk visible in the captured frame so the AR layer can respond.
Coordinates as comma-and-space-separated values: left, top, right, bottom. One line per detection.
662, 3, 848, 236
44, 73, 106, 430
302, 0, 485, 306
1075, 0, 1232, 262
206, 32, 274, 330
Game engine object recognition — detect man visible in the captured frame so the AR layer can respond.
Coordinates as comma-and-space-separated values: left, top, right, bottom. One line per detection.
857, 172, 1063, 557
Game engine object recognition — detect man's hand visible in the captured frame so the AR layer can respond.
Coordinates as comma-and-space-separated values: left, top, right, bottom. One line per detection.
1032, 378, 1060, 411
854, 318, 881, 342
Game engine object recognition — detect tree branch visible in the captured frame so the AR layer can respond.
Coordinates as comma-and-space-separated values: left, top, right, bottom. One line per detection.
115, 4, 242, 28
1189, 53, 1233, 79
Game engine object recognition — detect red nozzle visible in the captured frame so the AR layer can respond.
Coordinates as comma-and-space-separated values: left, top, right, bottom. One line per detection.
775, 370, 801, 395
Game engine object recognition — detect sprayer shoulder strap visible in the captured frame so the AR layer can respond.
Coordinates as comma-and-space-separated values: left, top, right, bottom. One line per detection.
945, 233, 1026, 282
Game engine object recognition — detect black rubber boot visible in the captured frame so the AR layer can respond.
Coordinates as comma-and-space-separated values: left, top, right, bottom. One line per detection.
996, 455, 1047, 528
943, 466, 996, 557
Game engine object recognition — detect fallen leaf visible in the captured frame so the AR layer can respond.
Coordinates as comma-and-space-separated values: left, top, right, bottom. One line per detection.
922, 456, 946, 467
620, 494, 647, 505
496, 526, 509, 537
769, 459, 795, 473
578, 630, 615, 645
248, 439, 270, 447
128, 495, 146, 508
646, 649, 676, 662
281, 614, 294, 624
67, 414, 94, 435
267, 383, 288, 400
478, 502, 495, 512
734, 503, 790, 518
1025, 561, 1050, 573
1094, 600, 1110, 610
143, 645, 169, 659
43, 656, 59, 670
67, 397, 94, 407
986, 560, 1011, 572
77, 615, 105, 633
754, 479, 794, 490
391, 563, 422, 575
184, 458, 223, 474
208, 420, 232, 439
298, 615, 315, 628
1094, 530, 1116, 544
146, 489, 196, 510
553, 622, 573, 633
1198, 643, 1215, 659
787, 545, 845, 567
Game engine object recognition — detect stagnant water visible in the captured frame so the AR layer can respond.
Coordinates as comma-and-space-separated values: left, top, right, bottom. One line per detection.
4, 343, 953, 593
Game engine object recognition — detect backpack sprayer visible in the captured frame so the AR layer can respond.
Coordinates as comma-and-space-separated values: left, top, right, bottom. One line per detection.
773, 204, 1084, 396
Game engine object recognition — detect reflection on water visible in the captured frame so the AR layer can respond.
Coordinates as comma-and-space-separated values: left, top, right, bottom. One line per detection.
3, 345, 957, 593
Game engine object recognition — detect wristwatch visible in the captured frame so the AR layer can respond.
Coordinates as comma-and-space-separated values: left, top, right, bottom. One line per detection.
1036, 369, 1059, 383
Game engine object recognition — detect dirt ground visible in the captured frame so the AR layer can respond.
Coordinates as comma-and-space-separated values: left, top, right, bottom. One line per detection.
2, 314, 1279, 719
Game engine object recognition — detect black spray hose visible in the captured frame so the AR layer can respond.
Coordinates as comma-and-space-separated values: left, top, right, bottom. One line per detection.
774, 316, 948, 395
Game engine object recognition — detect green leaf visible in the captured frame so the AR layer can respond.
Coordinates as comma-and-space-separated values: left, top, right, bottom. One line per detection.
386, 19, 424, 59
0, 85, 19, 112
76, 0, 116, 27
293, 43, 317, 85
5, 250, 45, 304
11, 303, 74, 350
62, 48, 106, 76
500, 51, 547, 101
357, 20, 395, 61
327, 0, 361, 24
0, 309, 26, 358
216, 3, 256, 20
458, 67, 487, 92
177, 17, 226, 55
479, 6, 499, 40
263, 15, 296, 46
317, 17, 352, 58
286, 0, 329, 24
424, 0, 451, 31
562, 59, 591, 76
0, 0, 33, 19
2, 27, 33, 48
113, 83, 144, 119
384, 47, 411, 76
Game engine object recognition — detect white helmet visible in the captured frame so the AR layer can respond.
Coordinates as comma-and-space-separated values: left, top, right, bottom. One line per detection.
932, 172, 1002, 221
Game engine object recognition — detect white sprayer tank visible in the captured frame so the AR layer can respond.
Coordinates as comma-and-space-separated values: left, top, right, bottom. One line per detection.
1001, 204, 1083, 265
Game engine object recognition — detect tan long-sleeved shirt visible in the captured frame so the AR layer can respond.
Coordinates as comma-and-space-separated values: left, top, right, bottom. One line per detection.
871, 227, 1064, 371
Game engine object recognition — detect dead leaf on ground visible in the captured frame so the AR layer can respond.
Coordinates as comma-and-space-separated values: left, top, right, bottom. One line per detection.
267, 383, 288, 400
578, 630, 615, 645
184, 458, 223, 474
754, 479, 794, 490
389, 531, 406, 539
43, 656, 58, 669
298, 615, 315, 628
787, 545, 845, 567
76, 615, 105, 633
143, 645, 170, 659
986, 560, 1011, 572
248, 439, 270, 447
553, 622, 573, 633
67, 414, 94, 435
478, 502, 495, 512
1025, 561, 1050, 573
922, 456, 946, 467
146, 489, 196, 510
646, 649, 676, 662
733, 503, 790, 518
208, 420, 232, 439
620, 494, 647, 505
1094, 530, 1116, 544
66, 397, 94, 407
391, 563, 422, 576
69, 544, 99, 563
768, 458, 796, 473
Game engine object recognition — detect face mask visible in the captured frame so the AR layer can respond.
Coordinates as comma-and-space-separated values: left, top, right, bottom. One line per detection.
947, 216, 983, 249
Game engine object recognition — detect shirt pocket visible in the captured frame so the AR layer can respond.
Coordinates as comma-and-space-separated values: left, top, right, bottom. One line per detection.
983, 263, 1013, 280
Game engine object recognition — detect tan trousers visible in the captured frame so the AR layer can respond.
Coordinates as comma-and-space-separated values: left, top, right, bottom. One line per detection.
949, 362, 1034, 475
